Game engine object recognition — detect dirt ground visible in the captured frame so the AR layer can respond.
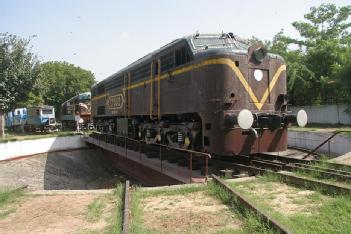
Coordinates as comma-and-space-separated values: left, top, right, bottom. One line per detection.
0, 193, 114, 234
234, 181, 328, 215
329, 152, 351, 165
0, 149, 132, 190
141, 191, 242, 233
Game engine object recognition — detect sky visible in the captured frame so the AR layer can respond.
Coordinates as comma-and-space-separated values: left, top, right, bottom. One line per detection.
1, 0, 350, 81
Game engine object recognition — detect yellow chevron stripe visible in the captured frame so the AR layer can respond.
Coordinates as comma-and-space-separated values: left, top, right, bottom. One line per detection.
92, 58, 286, 111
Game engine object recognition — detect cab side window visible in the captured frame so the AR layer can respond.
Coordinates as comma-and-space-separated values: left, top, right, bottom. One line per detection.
175, 47, 191, 67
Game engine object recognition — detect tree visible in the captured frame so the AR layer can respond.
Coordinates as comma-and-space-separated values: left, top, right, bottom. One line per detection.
0, 33, 40, 138
37, 61, 96, 115
269, 4, 351, 105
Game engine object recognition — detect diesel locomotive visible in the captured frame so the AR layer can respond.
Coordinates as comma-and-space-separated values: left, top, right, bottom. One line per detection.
91, 33, 307, 156
5, 106, 60, 132
61, 92, 94, 129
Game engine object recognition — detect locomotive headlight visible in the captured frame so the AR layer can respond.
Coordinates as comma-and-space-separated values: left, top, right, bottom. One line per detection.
253, 47, 267, 63
283, 109, 308, 127
296, 109, 308, 127
238, 109, 254, 130
254, 69, 263, 81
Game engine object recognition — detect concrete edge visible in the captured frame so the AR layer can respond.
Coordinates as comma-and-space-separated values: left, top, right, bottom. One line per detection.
139, 176, 257, 191
0, 147, 89, 162
29, 189, 114, 195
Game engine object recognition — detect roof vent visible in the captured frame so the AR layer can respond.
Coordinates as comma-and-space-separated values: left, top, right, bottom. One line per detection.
227, 32, 235, 39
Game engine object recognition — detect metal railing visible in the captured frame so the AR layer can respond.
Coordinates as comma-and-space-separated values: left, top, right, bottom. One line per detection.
303, 131, 351, 159
89, 132, 211, 183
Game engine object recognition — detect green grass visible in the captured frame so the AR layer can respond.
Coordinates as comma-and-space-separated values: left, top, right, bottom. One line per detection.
289, 123, 351, 137
128, 185, 207, 234
86, 198, 106, 222
226, 175, 351, 234
207, 181, 275, 234
103, 183, 124, 234
129, 188, 153, 234
129, 184, 212, 234
0, 130, 83, 143
77, 184, 125, 234
289, 158, 351, 189
0, 187, 25, 219
139, 184, 207, 198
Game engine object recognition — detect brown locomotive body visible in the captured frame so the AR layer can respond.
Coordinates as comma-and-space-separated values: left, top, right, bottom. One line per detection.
92, 33, 306, 156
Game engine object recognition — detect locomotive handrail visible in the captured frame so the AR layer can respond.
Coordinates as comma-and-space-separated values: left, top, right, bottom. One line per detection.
93, 131, 211, 159
90, 131, 210, 183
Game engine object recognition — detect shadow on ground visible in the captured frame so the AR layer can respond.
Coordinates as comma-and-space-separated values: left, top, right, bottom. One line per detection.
0, 148, 137, 190
44, 148, 134, 190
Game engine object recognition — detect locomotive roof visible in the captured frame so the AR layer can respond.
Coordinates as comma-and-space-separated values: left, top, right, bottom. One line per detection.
27, 105, 54, 109
61, 92, 91, 106
93, 32, 280, 88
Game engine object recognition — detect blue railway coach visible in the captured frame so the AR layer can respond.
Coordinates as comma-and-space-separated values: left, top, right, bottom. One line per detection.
25, 106, 60, 132
5, 108, 27, 131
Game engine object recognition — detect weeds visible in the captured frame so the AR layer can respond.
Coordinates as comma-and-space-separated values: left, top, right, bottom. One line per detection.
140, 184, 206, 198
129, 188, 153, 234
207, 182, 274, 234
227, 175, 351, 234
0, 187, 25, 219
0, 130, 88, 143
86, 198, 105, 222
104, 183, 124, 234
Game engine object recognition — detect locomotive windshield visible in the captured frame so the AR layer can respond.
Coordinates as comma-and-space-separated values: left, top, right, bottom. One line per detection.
192, 34, 249, 50
42, 109, 53, 115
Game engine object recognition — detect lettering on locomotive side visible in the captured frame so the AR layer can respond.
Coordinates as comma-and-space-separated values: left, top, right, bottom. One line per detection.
107, 94, 124, 109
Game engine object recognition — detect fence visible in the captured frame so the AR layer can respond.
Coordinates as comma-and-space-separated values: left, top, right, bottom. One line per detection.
288, 130, 351, 156
289, 104, 351, 125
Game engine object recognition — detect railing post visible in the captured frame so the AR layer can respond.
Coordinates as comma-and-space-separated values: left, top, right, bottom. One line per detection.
114, 135, 116, 152
139, 141, 142, 163
328, 140, 331, 157
205, 155, 208, 182
189, 153, 192, 183
160, 145, 163, 173
125, 137, 127, 157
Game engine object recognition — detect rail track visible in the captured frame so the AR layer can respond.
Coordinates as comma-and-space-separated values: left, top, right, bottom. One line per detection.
212, 175, 291, 234
214, 153, 351, 184
91, 133, 351, 194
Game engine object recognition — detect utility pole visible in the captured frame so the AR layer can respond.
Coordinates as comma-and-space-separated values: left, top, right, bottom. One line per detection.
0, 102, 4, 139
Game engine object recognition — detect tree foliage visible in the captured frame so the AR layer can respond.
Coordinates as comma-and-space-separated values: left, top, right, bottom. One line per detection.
0, 33, 40, 111
0, 33, 96, 117
268, 4, 351, 105
36, 61, 96, 114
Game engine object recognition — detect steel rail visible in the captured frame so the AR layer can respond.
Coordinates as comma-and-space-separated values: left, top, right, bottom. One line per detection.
122, 180, 130, 234
218, 162, 351, 196
294, 163, 351, 176
256, 153, 351, 172
285, 164, 351, 182
212, 175, 291, 234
